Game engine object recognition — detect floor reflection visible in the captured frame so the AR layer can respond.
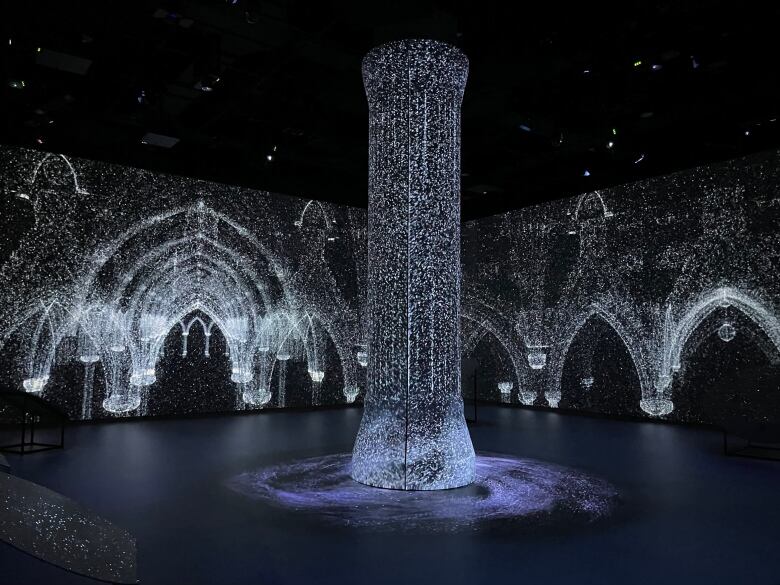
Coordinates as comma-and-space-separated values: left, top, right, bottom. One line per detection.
228, 452, 618, 532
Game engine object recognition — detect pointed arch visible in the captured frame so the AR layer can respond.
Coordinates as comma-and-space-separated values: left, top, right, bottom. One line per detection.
573, 190, 613, 223
551, 303, 650, 399
461, 300, 529, 391
663, 287, 780, 375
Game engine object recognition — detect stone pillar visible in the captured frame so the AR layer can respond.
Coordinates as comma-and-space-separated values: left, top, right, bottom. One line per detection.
351, 39, 475, 490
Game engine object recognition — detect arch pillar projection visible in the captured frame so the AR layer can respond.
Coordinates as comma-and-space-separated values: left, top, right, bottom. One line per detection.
648, 286, 780, 415
543, 301, 658, 413
516, 308, 554, 406
351, 40, 475, 490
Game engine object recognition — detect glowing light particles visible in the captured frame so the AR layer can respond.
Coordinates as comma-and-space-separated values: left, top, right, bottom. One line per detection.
717, 322, 736, 342
230, 453, 618, 532
498, 381, 514, 394
2, 116, 777, 430
0, 146, 367, 419
461, 151, 780, 424
351, 40, 475, 490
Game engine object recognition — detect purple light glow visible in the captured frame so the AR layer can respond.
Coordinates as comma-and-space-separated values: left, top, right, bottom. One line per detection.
227, 453, 617, 532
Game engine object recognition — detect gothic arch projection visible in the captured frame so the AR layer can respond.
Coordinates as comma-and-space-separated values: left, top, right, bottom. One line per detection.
456, 149, 779, 422
20, 302, 62, 393
179, 315, 216, 357
461, 303, 531, 402
462, 320, 487, 356
292, 199, 344, 273
15, 153, 89, 222
150, 310, 235, 416
572, 191, 614, 225
558, 312, 643, 415
304, 309, 359, 404
295, 199, 335, 231
29, 153, 89, 195
0, 146, 367, 420
255, 310, 349, 407
660, 287, 780, 389
676, 314, 780, 370
670, 302, 780, 425
78, 203, 289, 310
76, 207, 292, 409
548, 303, 650, 410
7, 300, 122, 415
462, 324, 519, 403
108, 234, 276, 306
566, 191, 614, 255
279, 230, 363, 402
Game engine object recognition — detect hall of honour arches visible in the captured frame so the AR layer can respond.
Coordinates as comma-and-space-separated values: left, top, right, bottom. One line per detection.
2, 157, 365, 419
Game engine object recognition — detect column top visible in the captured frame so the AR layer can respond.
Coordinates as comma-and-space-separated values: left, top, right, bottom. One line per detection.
362, 39, 468, 102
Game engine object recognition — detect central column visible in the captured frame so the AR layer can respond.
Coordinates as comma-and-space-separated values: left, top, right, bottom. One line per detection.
351, 39, 475, 490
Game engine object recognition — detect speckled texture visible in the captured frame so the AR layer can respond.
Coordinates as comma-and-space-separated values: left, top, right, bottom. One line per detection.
0, 145, 368, 420
0, 472, 136, 583
351, 40, 475, 490
229, 452, 617, 532
461, 150, 780, 423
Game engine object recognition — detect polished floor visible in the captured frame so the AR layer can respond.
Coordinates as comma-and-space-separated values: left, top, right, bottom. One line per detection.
2, 405, 780, 585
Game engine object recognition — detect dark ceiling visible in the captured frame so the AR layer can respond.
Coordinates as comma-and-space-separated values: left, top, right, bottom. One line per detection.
2, 1, 779, 219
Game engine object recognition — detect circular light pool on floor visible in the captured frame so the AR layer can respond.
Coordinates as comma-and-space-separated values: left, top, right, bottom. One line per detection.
228, 453, 618, 532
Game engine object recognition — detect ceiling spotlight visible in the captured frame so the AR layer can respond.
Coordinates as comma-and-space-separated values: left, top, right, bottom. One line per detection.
607, 141, 614, 149
651, 64, 662, 71
7, 38, 11, 46
583, 170, 591, 177
266, 154, 274, 162
691, 56, 700, 69
36, 137, 45, 145
744, 130, 750, 136
518, 124, 532, 132
582, 68, 591, 74
8, 79, 25, 89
